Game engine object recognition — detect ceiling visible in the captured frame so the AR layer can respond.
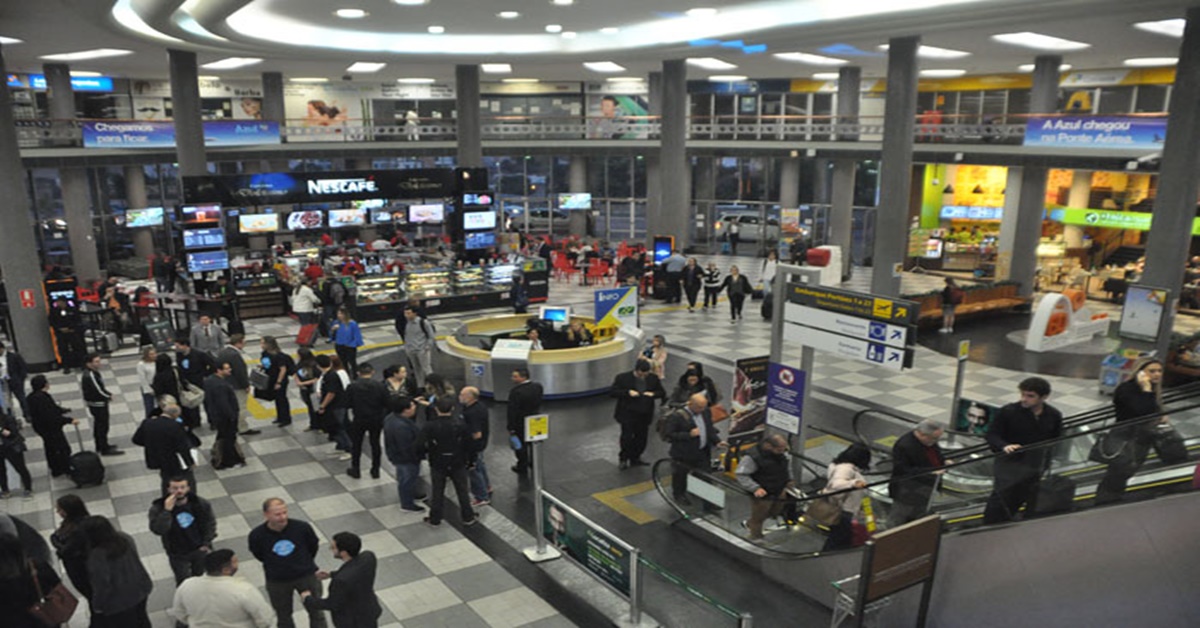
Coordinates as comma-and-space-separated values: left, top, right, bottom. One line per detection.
0, 0, 1194, 85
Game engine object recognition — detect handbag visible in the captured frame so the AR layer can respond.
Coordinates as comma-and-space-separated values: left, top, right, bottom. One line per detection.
249, 367, 271, 391
804, 492, 844, 526
1088, 432, 1130, 465
175, 372, 204, 409
1150, 424, 1189, 465
27, 561, 78, 626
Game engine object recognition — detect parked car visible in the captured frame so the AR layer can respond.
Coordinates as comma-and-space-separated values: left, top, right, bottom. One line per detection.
507, 207, 569, 231
713, 212, 781, 243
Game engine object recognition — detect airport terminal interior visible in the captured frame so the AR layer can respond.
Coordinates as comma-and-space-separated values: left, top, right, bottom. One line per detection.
1, 1, 1200, 627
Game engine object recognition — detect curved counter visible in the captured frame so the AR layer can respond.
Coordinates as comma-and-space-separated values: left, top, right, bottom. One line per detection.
442, 314, 644, 399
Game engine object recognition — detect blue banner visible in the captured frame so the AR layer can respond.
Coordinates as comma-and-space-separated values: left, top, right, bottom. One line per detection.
1023, 115, 1167, 150
765, 362, 805, 435
594, 286, 638, 329
82, 120, 280, 148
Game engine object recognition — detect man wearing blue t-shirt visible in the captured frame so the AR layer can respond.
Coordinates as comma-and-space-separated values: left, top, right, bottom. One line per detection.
248, 498, 326, 628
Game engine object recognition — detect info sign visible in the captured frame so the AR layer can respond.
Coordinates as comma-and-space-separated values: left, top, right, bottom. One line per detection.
542, 494, 633, 597
787, 283, 918, 326
765, 363, 806, 435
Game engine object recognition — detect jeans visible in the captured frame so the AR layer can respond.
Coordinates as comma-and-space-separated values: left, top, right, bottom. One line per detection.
335, 345, 358, 375
469, 456, 491, 502
331, 408, 352, 451
429, 465, 475, 525
618, 414, 652, 463
728, 293, 746, 320
266, 573, 326, 628
983, 473, 1042, 524
394, 462, 421, 509
167, 549, 206, 585
140, 392, 156, 418
273, 385, 292, 425
703, 287, 720, 308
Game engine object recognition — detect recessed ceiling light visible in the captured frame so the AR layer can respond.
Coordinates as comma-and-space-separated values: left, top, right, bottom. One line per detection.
551, 0, 574, 5
392, 0, 427, 5
347, 62, 386, 73
708, 75, 747, 82
428, 25, 445, 34
69, 71, 102, 77
1124, 57, 1178, 67
812, 72, 840, 80
198, 75, 220, 80
498, 11, 520, 19
600, 27, 619, 35
334, 9, 368, 19
584, 61, 626, 73
40, 48, 133, 61
687, 57, 736, 70
606, 76, 644, 82
0, 36, 23, 45
774, 52, 848, 66
1134, 18, 1185, 38
991, 32, 1090, 51
545, 24, 563, 33
482, 63, 513, 73
879, 44, 970, 59
397, 77, 436, 84
919, 69, 968, 78
200, 57, 263, 70
290, 77, 329, 83
561, 31, 577, 39
1017, 63, 1072, 72
502, 78, 540, 83
687, 8, 719, 17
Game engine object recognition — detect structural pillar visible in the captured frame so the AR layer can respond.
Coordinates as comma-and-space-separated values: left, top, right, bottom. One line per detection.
645, 71, 663, 245
654, 59, 690, 249
832, 66, 861, 279
44, 63, 103, 282
779, 157, 801, 210
1064, 170, 1091, 248
455, 64, 482, 168
261, 71, 288, 171
124, 165, 155, 259
0, 45, 56, 366
168, 50, 208, 178
1008, 55, 1062, 298
1140, 6, 1200, 357
871, 38, 919, 296
567, 156, 588, 237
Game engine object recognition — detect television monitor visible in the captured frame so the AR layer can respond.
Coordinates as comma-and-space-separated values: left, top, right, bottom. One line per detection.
372, 211, 392, 224
653, 236, 674, 263
922, 238, 944, 259
287, 210, 324, 231
328, 208, 366, 228
47, 289, 77, 308
186, 250, 230, 273
539, 306, 571, 323
464, 231, 496, 250
182, 228, 226, 250
238, 213, 279, 233
558, 193, 592, 210
125, 207, 164, 228
180, 204, 221, 224
408, 203, 445, 224
461, 193, 493, 207
1119, 285, 1169, 342
353, 198, 387, 210
462, 211, 497, 231
391, 210, 408, 225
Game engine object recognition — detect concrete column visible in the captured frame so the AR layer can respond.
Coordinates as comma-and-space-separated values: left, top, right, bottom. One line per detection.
568, 156, 588, 237
837, 66, 862, 140
653, 59, 690, 249
870, 37, 919, 296
455, 64, 482, 168
831, 66, 861, 278
1008, 55, 1062, 298
261, 71, 285, 124
43, 63, 75, 144
996, 167, 1023, 282
44, 63, 102, 282
125, 165, 155, 259
1141, 6, 1200, 356
692, 158, 716, 248
1063, 169, 1091, 248
168, 50, 208, 178
645, 71, 663, 244
779, 158, 801, 209
0, 46, 55, 366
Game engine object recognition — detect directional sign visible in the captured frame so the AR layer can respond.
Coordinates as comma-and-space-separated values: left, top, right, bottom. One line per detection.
784, 302, 913, 349
784, 322, 913, 371
787, 283, 919, 325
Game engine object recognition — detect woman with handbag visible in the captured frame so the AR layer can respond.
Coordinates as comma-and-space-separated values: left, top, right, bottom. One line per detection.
51, 494, 92, 603
822, 443, 871, 552
80, 515, 152, 628
0, 411, 33, 498
0, 534, 73, 628
260, 336, 296, 427
1095, 358, 1167, 505
294, 348, 322, 432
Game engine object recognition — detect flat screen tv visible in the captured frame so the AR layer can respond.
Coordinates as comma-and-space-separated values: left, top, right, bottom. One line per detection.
238, 213, 279, 233
372, 211, 392, 224
125, 207, 164, 228
186, 250, 230, 273
462, 211, 497, 231
539, 306, 570, 323
328, 208, 366, 228
464, 231, 496, 250
182, 228, 226, 250
558, 193, 592, 210
408, 203, 444, 224
180, 204, 221, 224
287, 210, 324, 231
461, 193, 494, 207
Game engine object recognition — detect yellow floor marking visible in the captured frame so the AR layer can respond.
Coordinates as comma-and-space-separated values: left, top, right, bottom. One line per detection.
592, 480, 659, 525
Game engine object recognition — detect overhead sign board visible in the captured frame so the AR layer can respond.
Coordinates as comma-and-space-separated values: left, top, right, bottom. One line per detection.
783, 323, 913, 371
182, 168, 453, 205
1048, 207, 1200, 236
594, 286, 638, 329
787, 283, 918, 326
784, 302, 913, 349
765, 363, 805, 435
1023, 115, 1167, 151
82, 120, 280, 148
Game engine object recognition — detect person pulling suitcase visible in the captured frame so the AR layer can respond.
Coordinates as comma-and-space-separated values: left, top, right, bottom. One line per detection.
80, 353, 123, 456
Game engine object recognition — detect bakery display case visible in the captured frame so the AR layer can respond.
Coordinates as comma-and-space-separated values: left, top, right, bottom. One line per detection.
357, 275, 404, 304
406, 268, 452, 299
453, 267, 486, 293
486, 264, 518, 288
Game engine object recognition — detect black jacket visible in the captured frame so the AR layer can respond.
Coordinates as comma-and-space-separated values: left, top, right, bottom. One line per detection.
148, 494, 216, 555
152, 366, 183, 401
347, 378, 390, 424
720, 274, 754, 297
419, 416, 471, 471
506, 380, 543, 435
986, 401, 1064, 478
302, 551, 382, 628
177, 349, 215, 387
610, 371, 665, 419
461, 401, 490, 454
682, 265, 704, 289
202, 375, 240, 437
215, 346, 250, 390
132, 415, 194, 474
383, 414, 421, 465
666, 407, 719, 464
0, 556, 61, 628
27, 390, 71, 438
888, 431, 946, 505
81, 368, 113, 407
3, 350, 28, 386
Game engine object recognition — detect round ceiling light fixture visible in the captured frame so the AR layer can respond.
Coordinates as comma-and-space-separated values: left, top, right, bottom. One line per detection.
498, 11, 520, 19
545, 24, 563, 33
551, 0, 575, 5
427, 25, 445, 34
392, 0, 428, 5
334, 9, 368, 19
600, 27, 619, 35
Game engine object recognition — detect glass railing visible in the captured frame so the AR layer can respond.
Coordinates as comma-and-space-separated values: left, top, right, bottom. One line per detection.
652, 398, 1200, 556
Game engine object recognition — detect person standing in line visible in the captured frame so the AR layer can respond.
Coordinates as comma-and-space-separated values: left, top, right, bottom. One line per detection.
940, 277, 962, 334
398, 304, 435, 388
175, 338, 215, 429
0, 411, 33, 498
218, 333, 260, 436
81, 515, 154, 628
28, 375, 77, 477
50, 297, 85, 374
148, 475, 216, 585
189, 314, 228, 356
171, 549, 276, 628
291, 279, 322, 328
248, 498, 327, 628
295, 348, 322, 433
152, 353, 182, 406
460, 387, 492, 507
260, 336, 296, 428
0, 341, 29, 418
719, 265, 754, 323
419, 397, 478, 527
330, 308, 364, 375
646, 334, 668, 380
665, 393, 722, 506
610, 359, 666, 470
887, 419, 947, 527
51, 494, 92, 603
682, 257, 704, 312
383, 396, 425, 513
728, 220, 741, 255
822, 443, 871, 552
136, 346, 158, 418
81, 353, 123, 456
345, 363, 389, 480
204, 362, 246, 470
1095, 359, 1168, 505
759, 249, 779, 297
383, 364, 419, 400
669, 363, 721, 407
301, 532, 382, 628
506, 368, 543, 475
316, 354, 353, 457
982, 377, 1064, 524
702, 261, 722, 310
662, 249, 687, 304
735, 434, 796, 541
132, 404, 197, 494
320, 273, 347, 339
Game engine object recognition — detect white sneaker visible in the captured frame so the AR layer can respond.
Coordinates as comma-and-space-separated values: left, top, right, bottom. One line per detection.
938, 327, 951, 334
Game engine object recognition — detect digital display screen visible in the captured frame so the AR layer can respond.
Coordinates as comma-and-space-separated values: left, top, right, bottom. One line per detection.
558, 193, 592, 210
48, 289, 77, 308
125, 207, 164, 228
287, 211, 324, 231
353, 198, 387, 210
391, 210, 408, 224
464, 231, 496, 250
653, 236, 674, 263
180, 204, 222, 224
328, 208, 366, 227
182, 228, 226, 250
462, 211, 497, 230
461, 193, 493, 206
372, 212, 392, 224
539, 306, 570, 322
238, 213, 279, 233
408, 203, 444, 224
186, 250, 230, 273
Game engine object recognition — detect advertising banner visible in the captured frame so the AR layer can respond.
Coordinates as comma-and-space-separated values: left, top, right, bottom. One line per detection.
593, 287, 638, 329
1048, 207, 1200, 236
1023, 115, 1167, 151
542, 495, 633, 597
780, 207, 803, 237
182, 169, 453, 205
729, 355, 769, 435
766, 363, 806, 435
954, 398, 1000, 435
82, 120, 280, 148
586, 93, 650, 139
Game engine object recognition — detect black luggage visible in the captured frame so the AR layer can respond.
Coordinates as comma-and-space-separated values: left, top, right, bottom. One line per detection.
1033, 474, 1075, 515
69, 424, 105, 487
761, 291, 774, 320
227, 320, 246, 336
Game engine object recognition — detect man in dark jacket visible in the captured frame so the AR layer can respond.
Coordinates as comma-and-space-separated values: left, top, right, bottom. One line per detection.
460, 386, 491, 507
81, 353, 122, 455
248, 498, 326, 628
132, 404, 196, 494
148, 475, 216, 585
418, 397, 477, 527
983, 377, 1064, 524
27, 375, 76, 477
204, 362, 244, 469
666, 393, 722, 505
888, 419, 947, 527
383, 396, 424, 512
345, 363, 390, 480
0, 341, 29, 418
176, 337, 215, 429
216, 334, 258, 436
610, 359, 666, 469
301, 532, 382, 628
735, 434, 795, 540
506, 367, 543, 474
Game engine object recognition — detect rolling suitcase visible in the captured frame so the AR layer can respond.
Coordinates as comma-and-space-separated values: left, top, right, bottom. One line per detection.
296, 324, 319, 348
69, 424, 105, 487
761, 291, 774, 320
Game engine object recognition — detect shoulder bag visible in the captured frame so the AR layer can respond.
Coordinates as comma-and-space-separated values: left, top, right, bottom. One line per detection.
1149, 423, 1189, 465
176, 372, 205, 409
803, 491, 844, 526
1088, 431, 1131, 466
27, 560, 78, 626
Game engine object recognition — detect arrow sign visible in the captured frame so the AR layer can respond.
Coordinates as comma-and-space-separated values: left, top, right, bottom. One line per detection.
784, 323, 913, 371
784, 302, 914, 349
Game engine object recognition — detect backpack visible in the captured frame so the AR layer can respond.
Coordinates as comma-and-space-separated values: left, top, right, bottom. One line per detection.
656, 406, 687, 443
948, 287, 965, 305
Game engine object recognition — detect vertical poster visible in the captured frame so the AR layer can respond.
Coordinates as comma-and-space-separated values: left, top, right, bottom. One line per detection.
542, 497, 632, 596
766, 363, 806, 435
729, 355, 769, 435
594, 286, 638, 329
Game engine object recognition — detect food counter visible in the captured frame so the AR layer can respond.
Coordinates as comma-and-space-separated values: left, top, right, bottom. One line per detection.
352, 262, 529, 322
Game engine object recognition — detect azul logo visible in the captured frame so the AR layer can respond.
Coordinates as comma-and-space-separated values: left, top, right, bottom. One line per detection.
307, 178, 379, 195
